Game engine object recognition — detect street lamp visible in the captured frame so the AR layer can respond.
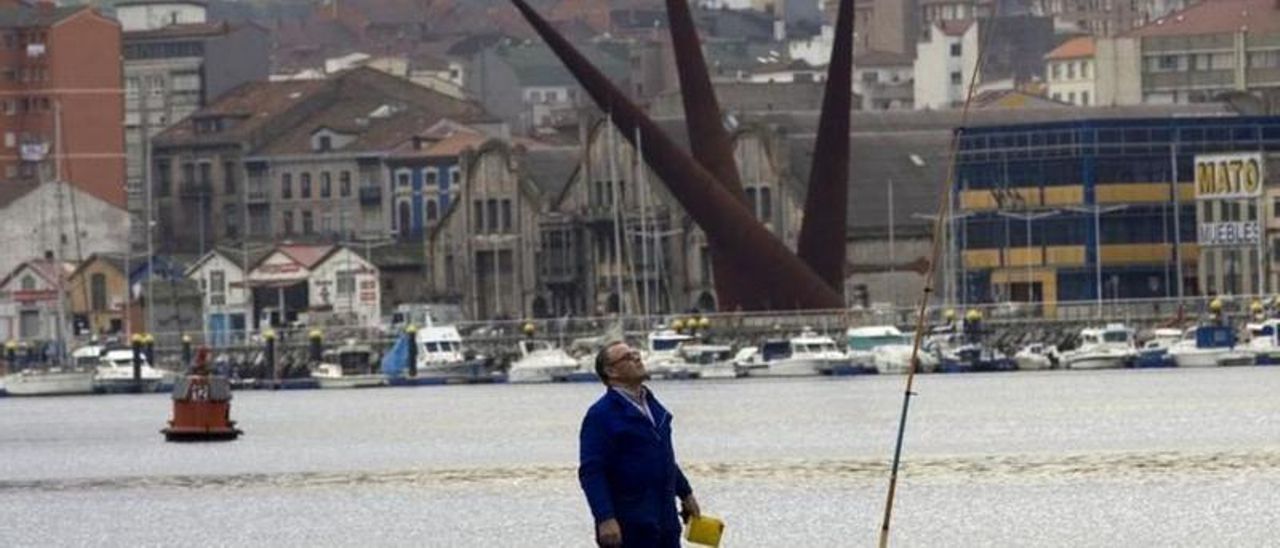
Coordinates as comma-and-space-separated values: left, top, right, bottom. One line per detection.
1064, 204, 1129, 314
994, 209, 1059, 305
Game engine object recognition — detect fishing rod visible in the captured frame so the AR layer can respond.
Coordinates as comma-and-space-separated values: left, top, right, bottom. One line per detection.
877, 17, 999, 548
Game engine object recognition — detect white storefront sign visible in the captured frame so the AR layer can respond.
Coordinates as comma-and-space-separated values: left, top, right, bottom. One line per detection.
1198, 221, 1261, 247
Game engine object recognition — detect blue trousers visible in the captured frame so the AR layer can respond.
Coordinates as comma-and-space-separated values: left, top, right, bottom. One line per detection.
617, 521, 680, 548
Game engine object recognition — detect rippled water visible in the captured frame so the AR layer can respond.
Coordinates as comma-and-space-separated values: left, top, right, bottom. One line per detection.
2, 368, 1279, 546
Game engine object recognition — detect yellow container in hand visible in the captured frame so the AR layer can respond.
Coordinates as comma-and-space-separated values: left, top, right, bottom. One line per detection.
685, 515, 725, 547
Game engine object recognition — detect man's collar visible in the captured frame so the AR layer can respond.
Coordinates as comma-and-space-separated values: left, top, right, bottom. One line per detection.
611, 384, 648, 401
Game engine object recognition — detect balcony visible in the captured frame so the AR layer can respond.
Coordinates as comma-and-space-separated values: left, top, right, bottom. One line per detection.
246, 187, 269, 204
358, 185, 382, 205
178, 181, 212, 198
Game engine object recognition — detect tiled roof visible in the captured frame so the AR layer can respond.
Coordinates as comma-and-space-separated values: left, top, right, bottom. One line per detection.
1126, 0, 1280, 38
939, 19, 975, 37
0, 4, 85, 28
277, 245, 333, 269
153, 79, 329, 146
857, 49, 915, 67
1045, 36, 1095, 60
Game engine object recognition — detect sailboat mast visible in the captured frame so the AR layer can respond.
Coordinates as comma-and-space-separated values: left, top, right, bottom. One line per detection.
51, 100, 68, 364
636, 127, 648, 324
606, 117, 625, 317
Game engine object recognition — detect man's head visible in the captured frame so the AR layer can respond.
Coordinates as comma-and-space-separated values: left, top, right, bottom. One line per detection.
594, 341, 646, 386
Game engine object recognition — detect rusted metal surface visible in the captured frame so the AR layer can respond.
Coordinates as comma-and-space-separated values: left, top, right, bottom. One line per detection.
796, 0, 854, 296
663, 0, 758, 311
509, 0, 843, 309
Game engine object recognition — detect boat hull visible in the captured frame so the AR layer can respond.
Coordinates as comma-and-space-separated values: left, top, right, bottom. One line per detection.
4, 371, 96, 396
1172, 350, 1254, 368
315, 374, 386, 389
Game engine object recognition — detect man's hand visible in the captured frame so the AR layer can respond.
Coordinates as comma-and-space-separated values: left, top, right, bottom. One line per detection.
680, 493, 701, 523
596, 518, 622, 547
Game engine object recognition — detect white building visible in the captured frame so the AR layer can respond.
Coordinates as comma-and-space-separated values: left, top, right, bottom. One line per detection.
185, 248, 250, 346
309, 247, 381, 329
914, 20, 979, 109
0, 260, 72, 342
0, 182, 129, 284
1044, 36, 1096, 106
246, 245, 381, 330
856, 50, 915, 110
114, 0, 207, 32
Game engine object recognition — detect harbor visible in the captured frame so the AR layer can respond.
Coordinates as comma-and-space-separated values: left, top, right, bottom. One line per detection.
2, 369, 1278, 545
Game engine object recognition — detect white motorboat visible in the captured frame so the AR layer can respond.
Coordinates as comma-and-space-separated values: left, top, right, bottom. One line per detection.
846, 325, 935, 374
94, 347, 166, 393
4, 366, 95, 396
1168, 325, 1255, 368
1244, 319, 1280, 365
313, 341, 385, 388
739, 330, 849, 377
507, 339, 580, 383
1013, 343, 1059, 371
677, 343, 740, 379
1061, 324, 1136, 370
415, 324, 488, 379
642, 329, 696, 379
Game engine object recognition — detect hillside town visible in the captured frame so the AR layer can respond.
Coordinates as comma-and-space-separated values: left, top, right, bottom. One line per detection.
0, 0, 1273, 350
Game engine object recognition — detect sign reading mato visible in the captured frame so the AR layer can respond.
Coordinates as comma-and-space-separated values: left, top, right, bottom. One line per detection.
1195, 152, 1264, 200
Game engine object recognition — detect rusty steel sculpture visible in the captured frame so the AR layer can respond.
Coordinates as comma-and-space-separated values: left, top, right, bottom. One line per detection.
509, 0, 853, 310
797, 0, 853, 294
662, 0, 759, 311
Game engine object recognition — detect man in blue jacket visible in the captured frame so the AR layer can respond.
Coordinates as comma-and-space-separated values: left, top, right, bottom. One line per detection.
579, 341, 700, 547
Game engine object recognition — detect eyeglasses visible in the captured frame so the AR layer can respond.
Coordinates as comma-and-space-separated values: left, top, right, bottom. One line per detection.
610, 350, 641, 367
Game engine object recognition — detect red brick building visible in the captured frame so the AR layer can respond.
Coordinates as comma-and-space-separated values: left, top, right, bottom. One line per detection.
0, 0, 124, 208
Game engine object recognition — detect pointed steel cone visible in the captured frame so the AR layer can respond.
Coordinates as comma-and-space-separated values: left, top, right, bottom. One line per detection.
663, 0, 760, 311
796, 0, 854, 296
509, 0, 843, 310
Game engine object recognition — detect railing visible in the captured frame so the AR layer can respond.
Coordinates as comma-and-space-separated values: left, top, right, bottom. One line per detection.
358, 185, 382, 204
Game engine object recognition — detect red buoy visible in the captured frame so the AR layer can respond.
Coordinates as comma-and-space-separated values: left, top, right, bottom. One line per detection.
162, 347, 242, 442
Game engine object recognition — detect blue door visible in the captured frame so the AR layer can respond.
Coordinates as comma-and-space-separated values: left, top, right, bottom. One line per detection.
209, 313, 228, 348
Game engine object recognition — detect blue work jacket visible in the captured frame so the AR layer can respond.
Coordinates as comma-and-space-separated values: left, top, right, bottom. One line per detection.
579, 387, 692, 535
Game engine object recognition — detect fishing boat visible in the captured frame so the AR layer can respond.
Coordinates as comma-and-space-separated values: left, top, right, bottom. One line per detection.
1134, 328, 1183, 368
312, 340, 385, 388
507, 339, 580, 383
414, 324, 491, 380
1060, 324, 1136, 370
1167, 325, 1254, 368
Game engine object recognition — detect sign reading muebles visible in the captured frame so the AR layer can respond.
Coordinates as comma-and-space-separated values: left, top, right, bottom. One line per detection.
1195, 153, 1264, 200
1199, 221, 1260, 246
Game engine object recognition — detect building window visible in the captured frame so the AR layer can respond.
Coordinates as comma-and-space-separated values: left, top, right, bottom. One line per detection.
426, 199, 438, 222
209, 270, 226, 294
1081, 91, 1090, 106
90, 273, 107, 312
487, 199, 499, 232
300, 173, 312, 198
1082, 61, 1091, 79
281, 173, 293, 199
318, 135, 332, 152
302, 211, 314, 234
336, 271, 355, 295
449, 167, 460, 184
473, 200, 484, 233
339, 171, 352, 197
950, 71, 962, 85
20, 274, 34, 290
425, 168, 438, 186
156, 160, 171, 197
1067, 62, 1076, 79
223, 161, 236, 195
282, 210, 294, 234
950, 43, 961, 57
1068, 92, 1076, 104
501, 199, 512, 232
397, 171, 410, 188
320, 172, 332, 198
1052, 63, 1061, 80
